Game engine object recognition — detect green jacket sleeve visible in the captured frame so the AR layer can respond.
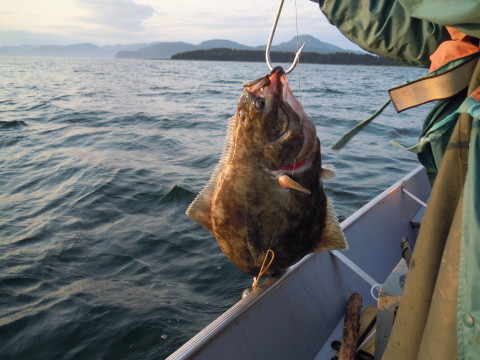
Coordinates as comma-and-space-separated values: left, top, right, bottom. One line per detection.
316, 0, 449, 67
400, 0, 480, 38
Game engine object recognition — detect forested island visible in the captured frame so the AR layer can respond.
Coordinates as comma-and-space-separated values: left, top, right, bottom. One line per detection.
171, 48, 405, 66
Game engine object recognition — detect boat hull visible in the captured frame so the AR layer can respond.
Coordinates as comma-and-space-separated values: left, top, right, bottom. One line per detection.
168, 166, 431, 360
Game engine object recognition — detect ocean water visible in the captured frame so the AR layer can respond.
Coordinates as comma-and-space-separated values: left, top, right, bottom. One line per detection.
0, 57, 430, 359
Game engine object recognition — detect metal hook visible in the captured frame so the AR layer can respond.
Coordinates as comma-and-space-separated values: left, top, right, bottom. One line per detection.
265, 0, 306, 74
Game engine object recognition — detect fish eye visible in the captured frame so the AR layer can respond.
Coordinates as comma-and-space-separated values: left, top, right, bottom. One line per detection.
255, 98, 265, 110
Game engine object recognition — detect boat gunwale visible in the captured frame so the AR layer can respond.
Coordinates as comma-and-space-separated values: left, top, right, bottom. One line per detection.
341, 165, 425, 231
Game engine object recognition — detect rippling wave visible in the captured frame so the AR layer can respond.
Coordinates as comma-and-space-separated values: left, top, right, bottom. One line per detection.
0, 57, 430, 359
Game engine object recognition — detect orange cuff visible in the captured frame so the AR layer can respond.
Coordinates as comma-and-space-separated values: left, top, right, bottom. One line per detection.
446, 26, 469, 42
429, 27, 479, 72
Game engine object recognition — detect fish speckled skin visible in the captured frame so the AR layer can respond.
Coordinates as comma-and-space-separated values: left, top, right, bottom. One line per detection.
187, 67, 346, 276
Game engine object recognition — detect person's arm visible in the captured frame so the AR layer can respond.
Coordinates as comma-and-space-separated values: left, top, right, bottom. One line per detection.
315, 0, 449, 67
400, 0, 480, 39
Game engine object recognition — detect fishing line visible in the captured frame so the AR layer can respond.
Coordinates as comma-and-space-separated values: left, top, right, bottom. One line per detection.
294, 0, 302, 97
252, 249, 275, 290
251, 159, 303, 290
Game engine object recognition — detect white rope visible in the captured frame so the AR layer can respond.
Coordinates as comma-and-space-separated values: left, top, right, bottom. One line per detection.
370, 284, 382, 302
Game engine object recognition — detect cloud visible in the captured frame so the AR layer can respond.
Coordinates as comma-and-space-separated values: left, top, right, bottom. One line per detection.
74, 0, 154, 32
137, 1, 359, 50
0, 0, 362, 50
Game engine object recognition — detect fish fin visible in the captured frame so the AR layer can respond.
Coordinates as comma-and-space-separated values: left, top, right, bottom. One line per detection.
278, 175, 311, 194
186, 193, 214, 232
186, 115, 238, 232
314, 197, 348, 251
321, 165, 336, 180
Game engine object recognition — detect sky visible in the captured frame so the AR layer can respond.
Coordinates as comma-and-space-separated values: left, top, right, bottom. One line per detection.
0, 0, 360, 50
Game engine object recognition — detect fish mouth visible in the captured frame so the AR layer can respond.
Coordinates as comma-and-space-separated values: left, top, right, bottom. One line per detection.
266, 136, 318, 177
245, 66, 319, 175
278, 113, 318, 174
279, 143, 318, 174
281, 155, 310, 171
268, 68, 318, 174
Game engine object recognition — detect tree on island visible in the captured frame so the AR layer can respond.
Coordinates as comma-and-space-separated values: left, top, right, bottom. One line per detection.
170, 48, 406, 66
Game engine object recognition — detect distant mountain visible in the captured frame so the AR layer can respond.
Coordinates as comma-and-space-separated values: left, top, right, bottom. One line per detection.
116, 42, 196, 60
116, 39, 251, 59
115, 35, 352, 60
27, 43, 109, 58
0, 42, 159, 58
0, 45, 36, 56
266, 35, 345, 54
0, 35, 353, 59
197, 39, 251, 50
102, 43, 160, 57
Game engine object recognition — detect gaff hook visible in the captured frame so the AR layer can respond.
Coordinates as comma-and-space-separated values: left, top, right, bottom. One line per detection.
265, 0, 306, 74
